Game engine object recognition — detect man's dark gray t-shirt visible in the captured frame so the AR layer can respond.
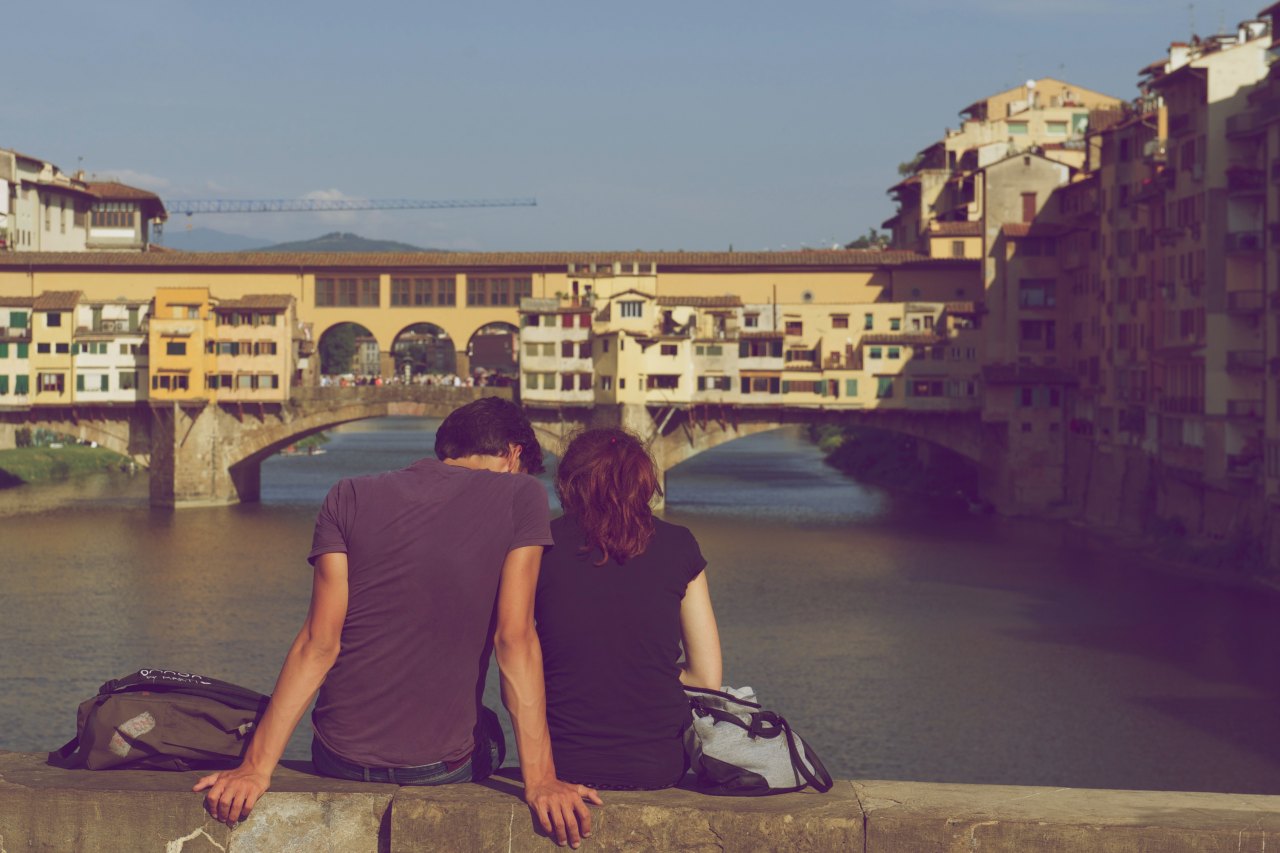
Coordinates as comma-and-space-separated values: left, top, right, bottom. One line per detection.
307, 457, 552, 768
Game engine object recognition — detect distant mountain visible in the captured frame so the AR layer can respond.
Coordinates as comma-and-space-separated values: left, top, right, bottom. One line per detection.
160, 227, 273, 252
247, 232, 440, 253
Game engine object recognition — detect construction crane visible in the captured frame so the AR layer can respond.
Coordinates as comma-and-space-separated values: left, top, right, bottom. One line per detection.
162, 197, 537, 215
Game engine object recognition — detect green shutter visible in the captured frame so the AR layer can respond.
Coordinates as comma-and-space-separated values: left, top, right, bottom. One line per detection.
0, 375, 8, 394
816, 382, 825, 396
9, 311, 27, 328
71, 343, 80, 356
0, 343, 7, 358
16, 375, 28, 395
17, 343, 28, 358
76, 374, 84, 392
846, 379, 858, 397
782, 381, 791, 393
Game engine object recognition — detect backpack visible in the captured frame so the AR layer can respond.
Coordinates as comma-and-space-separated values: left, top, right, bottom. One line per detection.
684, 685, 833, 796
48, 669, 270, 771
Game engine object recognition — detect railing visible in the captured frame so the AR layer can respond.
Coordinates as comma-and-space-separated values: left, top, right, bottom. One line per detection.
1227, 350, 1265, 371
1159, 395, 1200, 414
1227, 452, 1262, 480
1227, 399, 1264, 419
1227, 167, 1266, 193
1226, 231, 1265, 253
1228, 290, 1265, 313
91, 319, 140, 334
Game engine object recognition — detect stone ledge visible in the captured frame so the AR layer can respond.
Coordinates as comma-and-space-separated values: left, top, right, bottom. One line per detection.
2, 751, 1278, 852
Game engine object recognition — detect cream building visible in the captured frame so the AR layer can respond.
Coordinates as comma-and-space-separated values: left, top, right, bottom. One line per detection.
73, 298, 150, 403
0, 297, 32, 405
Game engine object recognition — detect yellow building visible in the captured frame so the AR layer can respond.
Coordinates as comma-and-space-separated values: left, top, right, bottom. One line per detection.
149, 288, 215, 401
208, 295, 296, 402
30, 291, 80, 405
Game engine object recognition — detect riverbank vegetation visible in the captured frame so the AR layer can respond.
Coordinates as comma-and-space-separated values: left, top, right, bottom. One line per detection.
810, 425, 980, 507
0, 446, 135, 488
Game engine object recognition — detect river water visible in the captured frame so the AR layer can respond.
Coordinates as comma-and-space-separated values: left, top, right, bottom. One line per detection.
1, 419, 1277, 795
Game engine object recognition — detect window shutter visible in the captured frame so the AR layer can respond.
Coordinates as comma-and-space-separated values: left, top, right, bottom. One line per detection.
76, 374, 84, 392
782, 381, 791, 393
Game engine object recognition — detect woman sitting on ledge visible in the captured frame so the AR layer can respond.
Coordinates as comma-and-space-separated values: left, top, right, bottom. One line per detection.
536, 428, 723, 790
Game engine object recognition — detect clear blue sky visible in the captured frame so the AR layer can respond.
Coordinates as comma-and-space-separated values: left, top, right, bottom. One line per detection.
7, 0, 1240, 250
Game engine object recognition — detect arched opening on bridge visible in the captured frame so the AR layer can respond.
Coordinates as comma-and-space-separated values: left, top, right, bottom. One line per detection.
318, 322, 380, 379
819, 424, 982, 509
392, 323, 457, 378
467, 322, 519, 382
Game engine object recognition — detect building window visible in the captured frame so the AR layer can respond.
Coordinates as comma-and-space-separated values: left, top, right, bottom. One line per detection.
619, 301, 643, 318
845, 379, 858, 397
55, 343, 70, 354
1019, 279, 1057, 308
831, 316, 849, 329
1046, 121, 1068, 135
467, 277, 532, 307
166, 341, 187, 356
316, 278, 380, 307
887, 347, 900, 359
864, 313, 874, 330
38, 373, 66, 393
660, 344, 678, 356
599, 375, 613, 391
37, 343, 51, 354
785, 321, 803, 336
646, 375, 680, 389
889, 318, 901, 331
391, 277, 455, 307
15, 374, 28, 395
745, 314, 759, 328
951, 240, 965, 258
869, 346, 882, 359
602, 339, 610, 353
1008, 121, 1028, 136
876, 377, 894, 398
119, 371, 138, 390
90, 204, 137, 229
46, 312, 62, 327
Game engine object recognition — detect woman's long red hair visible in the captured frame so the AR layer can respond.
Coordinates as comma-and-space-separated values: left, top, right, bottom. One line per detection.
555, 428, 660, 565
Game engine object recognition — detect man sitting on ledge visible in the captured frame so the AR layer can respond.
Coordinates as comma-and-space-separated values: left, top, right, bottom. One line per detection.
194, 397, 601, 848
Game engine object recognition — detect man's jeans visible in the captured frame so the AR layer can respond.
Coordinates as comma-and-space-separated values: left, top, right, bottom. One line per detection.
311, 706, 506, 785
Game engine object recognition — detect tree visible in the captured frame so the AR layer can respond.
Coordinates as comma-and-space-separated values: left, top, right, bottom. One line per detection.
319, 324, 359, 375
846, 228, 889, 250
897, 153, 924, 176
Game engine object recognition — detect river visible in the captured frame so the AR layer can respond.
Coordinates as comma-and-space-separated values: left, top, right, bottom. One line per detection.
1, 419, 1277, 794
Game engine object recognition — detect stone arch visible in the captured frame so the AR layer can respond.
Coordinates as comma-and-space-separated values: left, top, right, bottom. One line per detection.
316, 322, 381, 377
391, 322, 457, 377
466, 322, 520, 379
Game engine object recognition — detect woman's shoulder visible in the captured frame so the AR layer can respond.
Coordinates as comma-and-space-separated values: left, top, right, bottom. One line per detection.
650, 517, 700, 547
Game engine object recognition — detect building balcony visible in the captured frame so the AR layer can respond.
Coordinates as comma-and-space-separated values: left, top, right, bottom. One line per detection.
1227, 111, 1266, 137
1168, 113, 1194, 137
1227, 452, 1263, 480
1162, 444, 1204, 472
1227, 398, 1264, 420
1228, 289, 1265, 314
1227, 167, 1266, 194
1143, 138, 1168, 163
1160, 395, 1200, 414
1227, 350, 1265, 372
1227, 231, 1265, 253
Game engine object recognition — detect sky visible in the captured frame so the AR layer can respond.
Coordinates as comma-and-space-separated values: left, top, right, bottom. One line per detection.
5, 0, 1250, 251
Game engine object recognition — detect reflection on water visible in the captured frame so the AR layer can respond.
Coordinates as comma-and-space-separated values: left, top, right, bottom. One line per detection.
1, 419, 1278, 794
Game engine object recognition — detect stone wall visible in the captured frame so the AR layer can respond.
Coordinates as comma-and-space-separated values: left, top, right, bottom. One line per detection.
2, 752, 1277, 852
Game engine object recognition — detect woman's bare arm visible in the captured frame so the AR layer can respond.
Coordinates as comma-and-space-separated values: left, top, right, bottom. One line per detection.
678, 570, 723, 689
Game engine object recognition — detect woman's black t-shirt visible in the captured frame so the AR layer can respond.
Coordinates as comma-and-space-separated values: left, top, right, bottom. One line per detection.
535, 515, 707, 789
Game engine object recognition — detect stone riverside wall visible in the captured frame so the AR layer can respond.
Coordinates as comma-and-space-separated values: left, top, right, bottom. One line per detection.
1, 753, 1277, 852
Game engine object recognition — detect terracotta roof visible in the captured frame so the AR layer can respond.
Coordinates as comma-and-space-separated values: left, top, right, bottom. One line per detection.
32, 291, 82, 310
214, 294, 295, 311
741, 331, 784, 340
931, 221, 982, 237
85, 182, 168, 219
860, 333, 943, 346
655, 295, 743, 308
0, 249, 964, 271
0, 297, 34, 308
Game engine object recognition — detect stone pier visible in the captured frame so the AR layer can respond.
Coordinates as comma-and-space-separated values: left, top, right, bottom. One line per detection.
1, 752, 1276, 852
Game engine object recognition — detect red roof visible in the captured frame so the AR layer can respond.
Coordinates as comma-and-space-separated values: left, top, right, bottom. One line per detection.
931, 221, 982, 237
214, 295, 295, 311
85, 182, 168, 219
33, 291, 82, 310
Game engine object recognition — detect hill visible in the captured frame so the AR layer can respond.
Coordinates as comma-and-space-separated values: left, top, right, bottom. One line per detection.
247, 232, 438, 253
160, 227, 273, 252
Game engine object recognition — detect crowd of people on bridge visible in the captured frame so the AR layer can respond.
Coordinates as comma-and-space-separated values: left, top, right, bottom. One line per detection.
317, 370, 516, 389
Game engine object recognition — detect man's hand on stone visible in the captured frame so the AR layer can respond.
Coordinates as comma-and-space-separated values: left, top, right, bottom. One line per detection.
193, 763, 272, 827
524, 778, 602, 848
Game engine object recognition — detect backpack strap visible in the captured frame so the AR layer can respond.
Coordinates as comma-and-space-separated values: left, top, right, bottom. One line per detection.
780, 719, 834, 793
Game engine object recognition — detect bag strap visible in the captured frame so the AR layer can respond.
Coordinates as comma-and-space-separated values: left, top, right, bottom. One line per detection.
691, 702, 787, 740
780, 719, 834, 793
100, 670, 269, 713
684, 685, 763, 710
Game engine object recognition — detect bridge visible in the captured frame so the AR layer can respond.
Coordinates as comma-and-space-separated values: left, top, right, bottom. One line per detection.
1, 387, 993, 508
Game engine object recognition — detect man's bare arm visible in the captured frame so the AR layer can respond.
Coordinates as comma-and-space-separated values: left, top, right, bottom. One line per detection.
193, 552, 349, 825
494, 545, 602, 849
